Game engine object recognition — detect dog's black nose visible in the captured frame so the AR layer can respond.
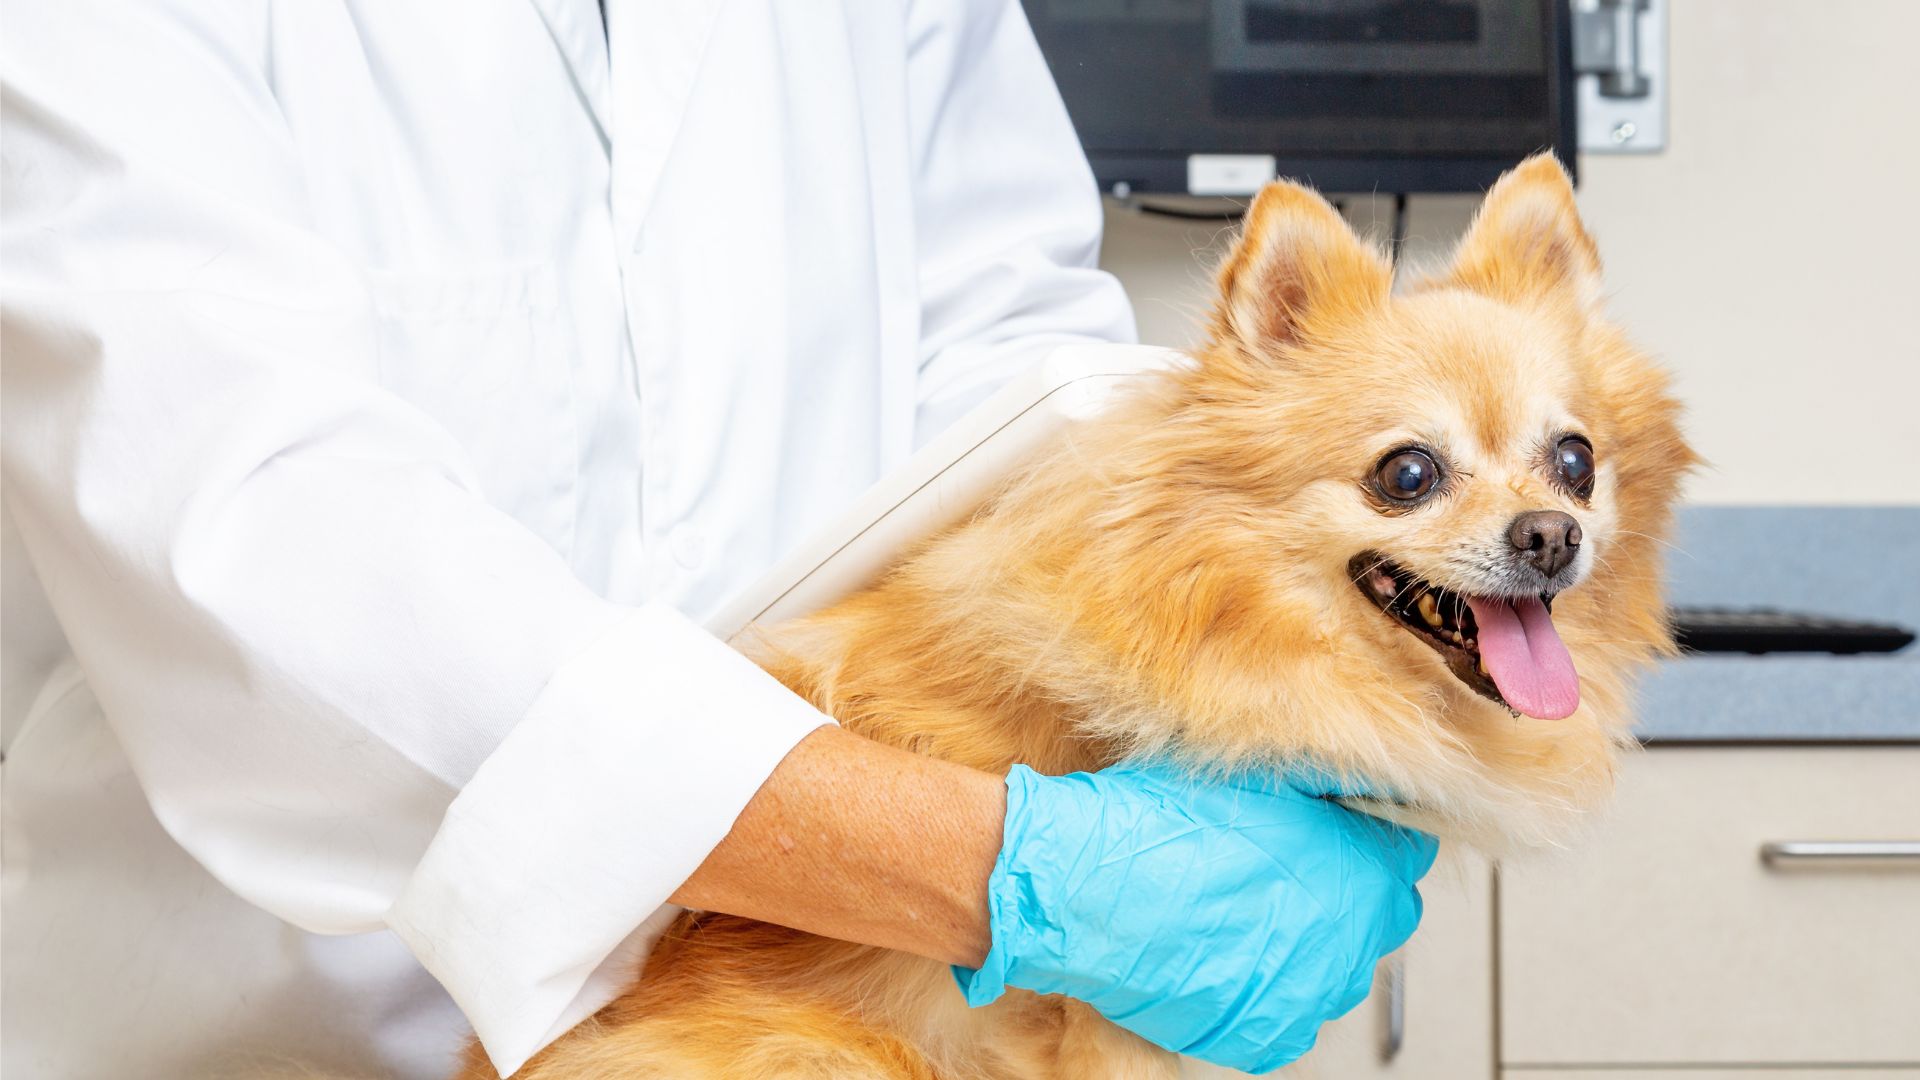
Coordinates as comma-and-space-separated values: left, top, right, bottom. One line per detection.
1508, 510, 1582, 579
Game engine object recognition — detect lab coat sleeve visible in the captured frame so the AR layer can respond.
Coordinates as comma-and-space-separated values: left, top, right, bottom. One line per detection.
905, 0, 1141, 443
0, 5, 828, 1075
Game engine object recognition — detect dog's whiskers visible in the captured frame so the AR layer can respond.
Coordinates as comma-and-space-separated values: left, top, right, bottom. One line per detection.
1609, 527, 1688, 556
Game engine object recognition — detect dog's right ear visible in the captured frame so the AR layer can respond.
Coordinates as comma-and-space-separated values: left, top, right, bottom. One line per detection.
1435, 152, 1602, 312
1206, 181, 1393, 358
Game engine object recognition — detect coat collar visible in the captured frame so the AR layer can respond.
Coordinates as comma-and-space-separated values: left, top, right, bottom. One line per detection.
524, 0, 614, 148
527, 0, 726, 231
604, 0, 727, 232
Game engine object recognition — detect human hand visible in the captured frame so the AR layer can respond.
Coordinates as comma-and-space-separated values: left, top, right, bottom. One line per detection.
954, 761, 1437, 1073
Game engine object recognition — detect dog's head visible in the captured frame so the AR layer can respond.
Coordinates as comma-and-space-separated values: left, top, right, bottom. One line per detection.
1079, 155, 1696, 846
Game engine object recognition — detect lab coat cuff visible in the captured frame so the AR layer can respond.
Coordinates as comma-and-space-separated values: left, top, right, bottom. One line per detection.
386, 602, 834, 1077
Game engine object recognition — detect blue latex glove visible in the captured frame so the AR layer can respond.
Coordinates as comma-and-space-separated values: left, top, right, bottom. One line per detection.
953, 762, 1438, 1073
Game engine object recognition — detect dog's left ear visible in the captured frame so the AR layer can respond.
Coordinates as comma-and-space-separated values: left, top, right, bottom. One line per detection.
1437, 152, 1603, 311
1207, 180, 1393, 356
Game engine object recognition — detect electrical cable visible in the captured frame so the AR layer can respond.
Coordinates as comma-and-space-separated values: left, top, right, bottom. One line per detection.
1123, 196, 1354, 223
1121, 190, 1409, 271
1388, 192, 1409, 268
1127, 200, 1248, 221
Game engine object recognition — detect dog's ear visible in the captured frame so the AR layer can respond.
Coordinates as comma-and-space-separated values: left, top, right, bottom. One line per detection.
1207, 181, 1392, 356
1438, 152, 1602, 310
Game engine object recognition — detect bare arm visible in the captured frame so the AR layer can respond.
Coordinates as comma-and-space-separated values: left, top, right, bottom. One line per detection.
669, 725, 1004, 968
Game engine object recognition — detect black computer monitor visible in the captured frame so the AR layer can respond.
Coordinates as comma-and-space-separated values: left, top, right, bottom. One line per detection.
1023, 0, 1578, 194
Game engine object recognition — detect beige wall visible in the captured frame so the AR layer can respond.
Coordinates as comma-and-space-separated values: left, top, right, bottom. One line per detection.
1099, 0, 1920, 506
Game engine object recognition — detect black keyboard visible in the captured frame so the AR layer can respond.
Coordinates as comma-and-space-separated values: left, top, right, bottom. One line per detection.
1670, 607, 1915, 655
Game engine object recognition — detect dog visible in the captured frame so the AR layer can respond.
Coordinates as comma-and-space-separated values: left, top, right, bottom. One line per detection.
468, 153, 1696, 1079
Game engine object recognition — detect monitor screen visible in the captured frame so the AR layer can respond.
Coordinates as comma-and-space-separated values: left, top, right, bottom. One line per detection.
1023, 0, 1577, 194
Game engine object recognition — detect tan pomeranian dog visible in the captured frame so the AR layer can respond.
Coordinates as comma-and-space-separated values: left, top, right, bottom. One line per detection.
470, 154, 1695, 1079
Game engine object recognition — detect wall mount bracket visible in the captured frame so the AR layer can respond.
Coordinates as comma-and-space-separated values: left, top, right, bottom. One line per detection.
1570, 0, 1667, 153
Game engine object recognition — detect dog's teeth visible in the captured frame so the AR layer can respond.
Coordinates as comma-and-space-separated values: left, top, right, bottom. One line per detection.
1476, 656, 1490, 676
1417, 592, 1443, 627
1451, 629, 1465, 645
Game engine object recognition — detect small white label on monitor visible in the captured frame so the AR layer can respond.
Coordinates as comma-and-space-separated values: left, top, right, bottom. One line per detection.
1187, 154, 1277, 196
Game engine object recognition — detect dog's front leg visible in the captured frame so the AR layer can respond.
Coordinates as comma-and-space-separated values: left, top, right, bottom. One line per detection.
1055, 1000, 1181, 1080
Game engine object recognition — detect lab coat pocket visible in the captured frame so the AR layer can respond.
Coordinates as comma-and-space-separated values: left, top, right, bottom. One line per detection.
364, 264, 577, 553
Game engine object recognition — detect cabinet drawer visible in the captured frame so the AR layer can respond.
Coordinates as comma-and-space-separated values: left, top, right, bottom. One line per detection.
1509, 1072, 1919, 1079
1500, 748, 1920, 1066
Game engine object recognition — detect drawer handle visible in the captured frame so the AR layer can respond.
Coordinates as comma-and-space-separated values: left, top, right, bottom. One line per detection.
1761, 841, 1920, 868
1380, 953, 1405, 1063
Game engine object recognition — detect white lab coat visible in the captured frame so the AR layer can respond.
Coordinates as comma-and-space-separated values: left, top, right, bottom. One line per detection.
0, 0, 1135, 1075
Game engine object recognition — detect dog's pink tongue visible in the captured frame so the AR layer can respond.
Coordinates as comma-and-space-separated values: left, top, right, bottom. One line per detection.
1466, 596, 1579, 720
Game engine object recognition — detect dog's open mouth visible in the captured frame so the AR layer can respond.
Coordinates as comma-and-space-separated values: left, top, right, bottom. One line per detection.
1348, 553, 1580, 720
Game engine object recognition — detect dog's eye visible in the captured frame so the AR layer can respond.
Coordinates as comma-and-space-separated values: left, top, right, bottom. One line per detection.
1555, 436, 1596, 498
1376, 450, 1439, 502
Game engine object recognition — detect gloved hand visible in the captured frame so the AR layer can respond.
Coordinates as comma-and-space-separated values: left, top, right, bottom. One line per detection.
953, 761, 1438, 1074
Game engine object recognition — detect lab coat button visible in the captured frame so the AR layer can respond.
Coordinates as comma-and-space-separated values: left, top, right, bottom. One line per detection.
630, 227, 647, 255
670, 527, 706, 570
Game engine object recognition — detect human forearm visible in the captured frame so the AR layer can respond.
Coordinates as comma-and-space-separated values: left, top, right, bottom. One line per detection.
669, 724, 1003, 967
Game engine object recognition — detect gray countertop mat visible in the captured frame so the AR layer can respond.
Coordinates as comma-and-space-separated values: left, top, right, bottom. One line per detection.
1633, 506, 1917, 742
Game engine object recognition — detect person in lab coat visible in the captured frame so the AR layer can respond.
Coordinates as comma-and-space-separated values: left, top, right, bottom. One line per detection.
0, 2, 1434, 1077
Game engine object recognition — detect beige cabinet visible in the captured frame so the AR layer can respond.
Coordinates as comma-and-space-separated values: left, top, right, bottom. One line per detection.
1499, 748, 1920, 1068
1508, 1072, 1919, 1080
1183, 851, 1494, 1080
1182, 748, 1920, 1079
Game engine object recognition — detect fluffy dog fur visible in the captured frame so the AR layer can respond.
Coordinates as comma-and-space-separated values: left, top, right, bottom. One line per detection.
467, 155, 1696, 1079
